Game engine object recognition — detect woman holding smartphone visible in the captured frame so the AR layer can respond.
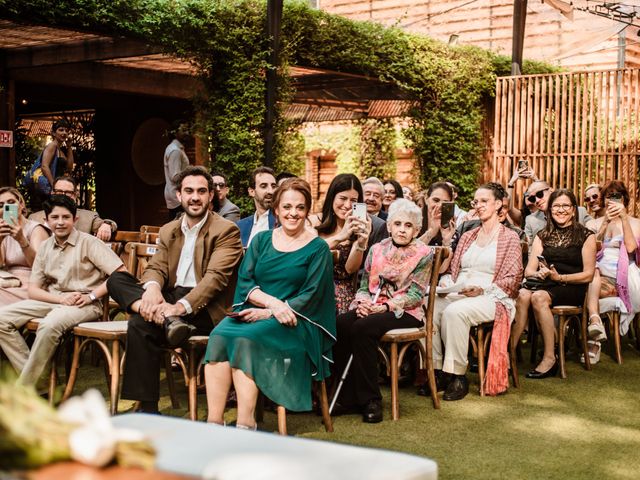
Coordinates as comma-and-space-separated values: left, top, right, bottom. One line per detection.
312, 174, 371, 314
584, 180, 640, 363
0, 187, 49, 306
418, 182, 456, 247
512, 189, 596, 378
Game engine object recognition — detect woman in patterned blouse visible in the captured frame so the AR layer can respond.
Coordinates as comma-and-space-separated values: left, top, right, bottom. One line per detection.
331, 198, 433, 423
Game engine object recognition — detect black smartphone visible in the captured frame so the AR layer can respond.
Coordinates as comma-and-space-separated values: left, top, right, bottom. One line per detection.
536, 255, 548, 268
608, 192, 623, 204
440, 201, 455, 228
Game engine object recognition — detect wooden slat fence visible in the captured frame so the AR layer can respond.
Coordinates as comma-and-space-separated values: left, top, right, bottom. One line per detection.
492, 68, 640, 214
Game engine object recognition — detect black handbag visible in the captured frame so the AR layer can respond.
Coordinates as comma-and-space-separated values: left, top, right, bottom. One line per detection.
522, 277, 555, 291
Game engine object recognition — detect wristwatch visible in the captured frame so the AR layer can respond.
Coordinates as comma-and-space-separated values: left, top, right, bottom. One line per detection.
88, 292, 97, 302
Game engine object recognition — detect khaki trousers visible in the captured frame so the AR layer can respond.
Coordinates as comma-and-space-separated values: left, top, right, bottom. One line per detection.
0, 299, 101, 385
432, 294, 496, 375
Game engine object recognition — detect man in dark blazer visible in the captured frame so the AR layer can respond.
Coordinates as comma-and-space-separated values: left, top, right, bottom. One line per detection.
107, 166, 243, 414
236, 166, 278, 247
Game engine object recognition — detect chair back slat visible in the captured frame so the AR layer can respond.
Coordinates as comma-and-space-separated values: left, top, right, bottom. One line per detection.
423, 247, 449, 322
125, 242, 160, 279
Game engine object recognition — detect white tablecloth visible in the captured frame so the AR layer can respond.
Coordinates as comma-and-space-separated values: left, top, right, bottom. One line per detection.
113, 413, 437, 480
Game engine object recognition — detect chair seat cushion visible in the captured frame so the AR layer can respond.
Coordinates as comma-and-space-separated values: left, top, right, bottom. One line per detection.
75, 320, 129, 333
380, 327, 425, 342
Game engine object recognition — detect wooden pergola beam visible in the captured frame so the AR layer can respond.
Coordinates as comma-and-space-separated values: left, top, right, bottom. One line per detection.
5, 37, 162, 69
9, 62, 199, 99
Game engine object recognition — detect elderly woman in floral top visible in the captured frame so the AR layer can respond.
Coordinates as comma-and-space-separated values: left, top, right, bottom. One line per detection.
332, 199, 433, 423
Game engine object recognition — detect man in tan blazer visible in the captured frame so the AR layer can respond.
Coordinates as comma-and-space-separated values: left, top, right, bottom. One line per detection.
107, 166, 243, 414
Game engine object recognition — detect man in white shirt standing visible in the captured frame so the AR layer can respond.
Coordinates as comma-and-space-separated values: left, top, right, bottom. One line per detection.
107, 166, 243, 413
236, 166, 277, 247
163, 122, 190, 220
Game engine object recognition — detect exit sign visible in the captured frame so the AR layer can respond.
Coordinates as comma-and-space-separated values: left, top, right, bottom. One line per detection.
0, 130, 12, 148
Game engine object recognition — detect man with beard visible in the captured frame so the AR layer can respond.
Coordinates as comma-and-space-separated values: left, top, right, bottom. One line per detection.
106, 166, 243, 414
237, 166, 277, 247
362, 177, 387, 220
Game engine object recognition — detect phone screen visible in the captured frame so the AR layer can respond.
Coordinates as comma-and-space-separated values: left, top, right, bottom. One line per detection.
608, 193, 623, 204
3, 204, 18, 226
517, 160, 528, 171
440, 202, 455, 228
352, 202, 367, 221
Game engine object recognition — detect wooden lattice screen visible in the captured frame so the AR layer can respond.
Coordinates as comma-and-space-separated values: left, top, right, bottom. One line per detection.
492, 68, 640, 214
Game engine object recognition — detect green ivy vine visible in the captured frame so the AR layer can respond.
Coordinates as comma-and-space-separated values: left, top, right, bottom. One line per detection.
1, 0, 558, 211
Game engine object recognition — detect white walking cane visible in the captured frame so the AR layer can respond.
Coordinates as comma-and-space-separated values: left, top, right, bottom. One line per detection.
329, 274, 387, 414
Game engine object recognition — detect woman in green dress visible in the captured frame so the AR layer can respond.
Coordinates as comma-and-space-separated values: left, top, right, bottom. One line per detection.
203, 178, 336, 429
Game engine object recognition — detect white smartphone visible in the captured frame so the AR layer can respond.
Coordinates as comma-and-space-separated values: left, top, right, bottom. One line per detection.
3, 204, 18, 226
352, 202, 367, 221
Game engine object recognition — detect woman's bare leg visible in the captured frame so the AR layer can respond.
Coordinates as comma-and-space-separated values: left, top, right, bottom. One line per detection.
232, 368, 259, 428
204, 362, 232, 424
530, 290, 556, 372
512, 289, 533, 350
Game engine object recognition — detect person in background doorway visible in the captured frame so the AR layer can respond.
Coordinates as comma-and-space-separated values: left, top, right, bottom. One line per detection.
163, 121, 190, 220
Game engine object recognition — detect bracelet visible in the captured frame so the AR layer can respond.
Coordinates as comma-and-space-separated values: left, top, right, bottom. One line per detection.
354, 244, 367, 252
88, 292, 97, 302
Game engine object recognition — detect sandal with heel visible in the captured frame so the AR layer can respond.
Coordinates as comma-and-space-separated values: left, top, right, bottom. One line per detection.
587, 314, 607, 342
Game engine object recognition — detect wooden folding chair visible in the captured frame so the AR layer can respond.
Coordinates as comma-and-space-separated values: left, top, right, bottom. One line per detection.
140, 225, 161, 244
275, 380, 333, 435
378, 246, 447, 418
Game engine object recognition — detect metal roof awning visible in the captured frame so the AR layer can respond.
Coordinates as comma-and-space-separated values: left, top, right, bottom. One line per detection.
0, 19, 411, 120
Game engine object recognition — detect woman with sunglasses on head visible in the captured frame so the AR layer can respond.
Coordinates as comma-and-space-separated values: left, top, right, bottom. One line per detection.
583, 180, 640, 364
512, 189, 596, 378
583, 184, 605, 220
312, 174, 372, 314
418, 182, 456, 247
0, 187, 49, 307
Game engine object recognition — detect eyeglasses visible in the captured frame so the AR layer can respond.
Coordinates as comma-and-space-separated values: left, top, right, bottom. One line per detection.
584, 193, 599, 202
526, 188, 549, 203
212, 182, 226, 189
52, 189, 75, 197
551, 204, 573, 212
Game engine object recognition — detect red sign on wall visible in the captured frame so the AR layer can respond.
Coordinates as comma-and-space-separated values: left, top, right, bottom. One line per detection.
0, 130, 13, 148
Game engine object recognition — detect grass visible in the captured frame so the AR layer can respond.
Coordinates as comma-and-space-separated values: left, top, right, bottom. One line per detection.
67, 339, 640, 480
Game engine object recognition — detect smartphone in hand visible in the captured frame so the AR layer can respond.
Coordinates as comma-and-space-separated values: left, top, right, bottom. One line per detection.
440, 201, 455, 229
536, 255, 548, 268
352, 202, 367, 221
608, 192, 623, 204
517, 159, 529, 171
3, 204, 18, 226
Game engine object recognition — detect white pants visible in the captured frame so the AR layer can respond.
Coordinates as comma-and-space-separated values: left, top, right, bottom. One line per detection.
432, 294, 496, 375
0, 299, 101, 385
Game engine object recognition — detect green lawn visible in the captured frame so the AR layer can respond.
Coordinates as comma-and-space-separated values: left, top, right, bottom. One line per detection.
69, 339, 640, 480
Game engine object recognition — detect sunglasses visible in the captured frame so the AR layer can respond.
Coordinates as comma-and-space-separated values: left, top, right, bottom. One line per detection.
212, 182, 227, 189
526, 188, 549, 204
584, 193, 599, 203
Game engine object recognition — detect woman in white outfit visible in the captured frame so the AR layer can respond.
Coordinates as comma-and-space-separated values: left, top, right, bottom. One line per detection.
431, 183, 523, 401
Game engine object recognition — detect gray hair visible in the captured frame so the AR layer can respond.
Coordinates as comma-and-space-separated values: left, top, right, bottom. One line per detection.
387, 198, 422, 228
363, 177, 384, 191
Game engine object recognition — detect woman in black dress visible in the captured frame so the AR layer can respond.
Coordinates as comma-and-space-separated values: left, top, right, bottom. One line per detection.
512, 189, 596, 379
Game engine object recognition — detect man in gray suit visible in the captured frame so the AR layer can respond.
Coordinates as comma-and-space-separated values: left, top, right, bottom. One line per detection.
524, 180, 592, 246
211, 172, 240, 222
